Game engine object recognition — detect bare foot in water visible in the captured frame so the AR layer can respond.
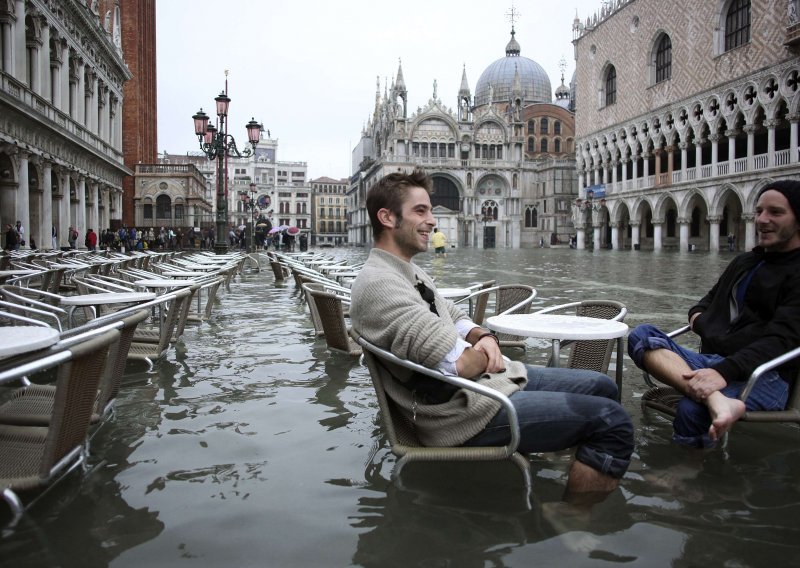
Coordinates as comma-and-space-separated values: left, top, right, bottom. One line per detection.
707, 391, 746, 441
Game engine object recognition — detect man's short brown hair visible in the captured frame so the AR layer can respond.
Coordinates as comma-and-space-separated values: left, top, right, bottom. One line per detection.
366, 169, 432, 240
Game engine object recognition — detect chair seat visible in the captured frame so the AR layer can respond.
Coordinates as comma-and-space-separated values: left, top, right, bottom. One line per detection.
0, 385, 59, 426
0, 425, 56, 491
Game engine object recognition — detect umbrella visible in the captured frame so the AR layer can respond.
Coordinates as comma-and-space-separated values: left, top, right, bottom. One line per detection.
287, 226, 300, 235
256, 222, 270, 228
238, 224, 246, 231
268, 227, 281, 234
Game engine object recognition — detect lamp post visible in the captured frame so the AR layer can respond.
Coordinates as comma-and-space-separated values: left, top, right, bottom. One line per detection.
192, 86, 262, 254
239, 182, 258, 252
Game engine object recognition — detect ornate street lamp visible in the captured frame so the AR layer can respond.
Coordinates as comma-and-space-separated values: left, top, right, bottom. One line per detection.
239, 182, 259, 252
192, 86, 262, 254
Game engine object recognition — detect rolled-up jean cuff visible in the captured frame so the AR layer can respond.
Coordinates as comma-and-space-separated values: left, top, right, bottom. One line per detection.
629, 335, 674, 369
575, 445, 630, 479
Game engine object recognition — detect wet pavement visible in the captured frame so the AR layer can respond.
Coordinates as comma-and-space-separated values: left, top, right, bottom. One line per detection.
2, 247, 799, 567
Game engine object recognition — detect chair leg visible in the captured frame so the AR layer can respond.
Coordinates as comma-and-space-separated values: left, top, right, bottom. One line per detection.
510, 452, 533, 510
2, 488, 24, 527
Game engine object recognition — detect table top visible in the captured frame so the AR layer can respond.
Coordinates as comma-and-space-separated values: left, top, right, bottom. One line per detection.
135, 279, 197, 288
60, 292, 157, 306
438, 287, 471, 299
486, 313, 629, 340
0, 269, 41, 276
0, 326, 60, 357
160, 271, 209, 278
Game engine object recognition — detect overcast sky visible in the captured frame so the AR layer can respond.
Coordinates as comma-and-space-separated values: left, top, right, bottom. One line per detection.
156, 0, 602, 180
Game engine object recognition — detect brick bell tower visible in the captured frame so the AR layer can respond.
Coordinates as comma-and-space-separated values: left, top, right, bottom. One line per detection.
118, 0, 158, 228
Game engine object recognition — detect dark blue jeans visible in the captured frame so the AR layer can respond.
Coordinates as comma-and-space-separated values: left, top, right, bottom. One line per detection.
628, 324, 789, 447
465, 366, 634, 479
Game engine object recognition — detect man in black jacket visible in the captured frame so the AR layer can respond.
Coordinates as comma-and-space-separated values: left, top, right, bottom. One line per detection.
628, 180, 800, 447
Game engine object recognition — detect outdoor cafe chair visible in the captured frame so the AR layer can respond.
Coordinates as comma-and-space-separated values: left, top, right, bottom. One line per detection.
455, 285, 537, 349
127, 288, 192, 369
0, 327, 120, 526
533, 300, 627, 375
639, 325, 800, 432
306, 287, 360, 356
0, 309, 150, 430
351, 330, 532, 507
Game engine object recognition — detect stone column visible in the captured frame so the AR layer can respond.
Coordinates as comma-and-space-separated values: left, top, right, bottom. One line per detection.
1, 21, 12, 73
679, 142, 688, 178
726, 129, 737, 164
42, 162, 53, 249
610, 221, 619, 250
58, 169, 70, 246
89, 181, 99, 235
611, 160, 618, 189
632, 155, 639, 183
765, 119, 778, 166
576, 229, 585, 250
654, 150, 662, 185
593, 224, 601, 249
630, 221, 640, 250
708, 216, 720, 252
790, 114, 799, 164
16, 150, 30, 247
13, 0, 25, 82
77, 176, 87, 244
744, 124, 755, 169
709, 133, 719, 172
695, 139, 704, 172
39, 16, 50, 100
642, 151, 650, 181
743, 213, 756, 250
653, 219, 663, 251
621, 157, 629, 186
678, 217, 691, 251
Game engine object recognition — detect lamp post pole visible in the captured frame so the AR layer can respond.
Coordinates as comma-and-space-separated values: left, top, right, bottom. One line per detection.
192, 83, 263, 255
239, 182, 258, 252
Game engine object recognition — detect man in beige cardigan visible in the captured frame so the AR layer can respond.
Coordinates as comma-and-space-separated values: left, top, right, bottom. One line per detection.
350, 170, 634, 498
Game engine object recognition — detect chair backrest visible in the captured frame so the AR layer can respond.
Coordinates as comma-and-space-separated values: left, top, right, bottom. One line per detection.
94, 309, 150, 414
270, 261, 286, 282
307, 287, 360, 355
568, 300, 627, 373
41, 328, 121, 475
301, 282, 326, 336
494, 285, 537, 343
471, 281, 496, 325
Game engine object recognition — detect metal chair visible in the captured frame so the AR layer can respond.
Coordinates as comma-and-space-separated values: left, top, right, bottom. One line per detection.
533, 300, 627, 374
640, 325, 800, 426
352, 331, 532, 507
456, 285, 537, 349
306, 287, 360, 356
0, 327, 121, 526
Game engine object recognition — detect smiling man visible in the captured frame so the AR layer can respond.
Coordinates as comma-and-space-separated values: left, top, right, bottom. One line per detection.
350, 170, 634, 499
628, 179, 800, 447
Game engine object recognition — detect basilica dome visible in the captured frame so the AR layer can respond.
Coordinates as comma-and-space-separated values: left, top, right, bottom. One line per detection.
474, 28, 552, 107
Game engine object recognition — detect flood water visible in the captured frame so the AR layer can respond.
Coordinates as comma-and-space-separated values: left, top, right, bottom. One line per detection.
2, 247, 800, 567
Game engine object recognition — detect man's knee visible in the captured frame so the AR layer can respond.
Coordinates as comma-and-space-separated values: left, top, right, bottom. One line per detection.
627, 323, 664, 368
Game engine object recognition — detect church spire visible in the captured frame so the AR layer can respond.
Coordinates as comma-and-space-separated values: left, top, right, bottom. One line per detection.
395, 58, 407, 95
459, 64, 471, 97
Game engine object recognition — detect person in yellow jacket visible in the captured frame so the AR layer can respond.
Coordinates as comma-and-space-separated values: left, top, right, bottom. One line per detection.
431, 227, 447, 257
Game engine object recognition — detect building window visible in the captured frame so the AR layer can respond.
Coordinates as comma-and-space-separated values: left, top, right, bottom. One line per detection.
143, 204, 153, 219
527, 119, 535, 133
524, 206, 538, 228
527, 137, 535, 152
554, 138, 561, 153
725, 0, 750, 51
554, 121, 561, 135
604, 65, 617, 106
655, 34, 672, 83
541, 118, 549, 134
175, 204, 184, 220
481, 200, 499, 221
540, 139, 549, 153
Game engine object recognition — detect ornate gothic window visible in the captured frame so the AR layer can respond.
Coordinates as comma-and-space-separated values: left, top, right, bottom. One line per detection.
524, 206, 538, 228
655, 34, 672, 83
725, 0, 750, 51
482, 200, 499, 221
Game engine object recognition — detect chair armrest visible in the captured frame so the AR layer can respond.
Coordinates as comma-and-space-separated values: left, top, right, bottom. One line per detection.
533, 301, 581, 315
353, 332, 522, 456
739, 346, 800, 402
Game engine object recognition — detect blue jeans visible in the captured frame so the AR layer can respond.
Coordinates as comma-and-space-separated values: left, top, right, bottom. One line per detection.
628, 324, 789, 447
465, 366, 634, 479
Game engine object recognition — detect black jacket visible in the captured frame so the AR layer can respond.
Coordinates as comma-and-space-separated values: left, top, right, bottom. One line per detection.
689, 247, 800, 383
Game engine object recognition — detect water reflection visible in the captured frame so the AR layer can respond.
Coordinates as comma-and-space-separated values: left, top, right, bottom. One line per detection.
1, 248, 799, 566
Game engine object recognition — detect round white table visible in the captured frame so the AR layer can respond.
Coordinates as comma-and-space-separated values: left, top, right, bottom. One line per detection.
486, 313, 629, 400
0, 326, 60, 359
134, 279, 197, 288
438, 287, 471, 299
60, 292, 157, 325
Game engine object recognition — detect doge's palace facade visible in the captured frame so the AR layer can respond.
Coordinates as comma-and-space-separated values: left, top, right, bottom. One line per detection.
573, 0, 800, 252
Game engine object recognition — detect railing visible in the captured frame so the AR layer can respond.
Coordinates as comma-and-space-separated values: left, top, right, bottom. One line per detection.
717, 162, 729, 176
672, 170, 683, 184
754, 154, 769, 170
775, 149, 791, 167
657, 172, 670, 185
734, 157, 748, 173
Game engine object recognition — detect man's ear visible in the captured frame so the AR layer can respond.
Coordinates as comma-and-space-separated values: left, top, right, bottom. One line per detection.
377, 208, 395, 229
